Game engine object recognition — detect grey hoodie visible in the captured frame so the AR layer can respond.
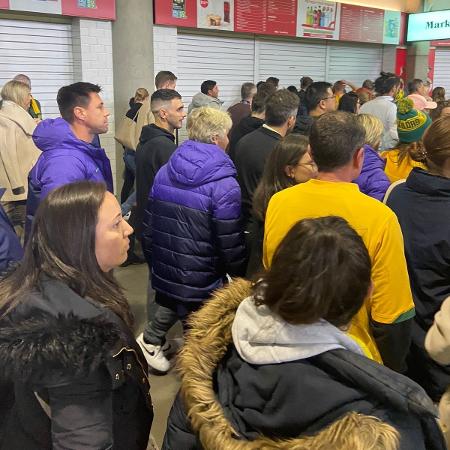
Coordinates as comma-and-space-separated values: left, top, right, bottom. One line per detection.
188, 92, 223, 114
232, 296, 363, 365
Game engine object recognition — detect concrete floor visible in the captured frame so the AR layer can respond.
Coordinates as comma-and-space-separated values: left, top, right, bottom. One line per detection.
115, 263, 182, 448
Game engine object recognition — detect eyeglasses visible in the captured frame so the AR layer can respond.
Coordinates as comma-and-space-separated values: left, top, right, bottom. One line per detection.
322, 95, 335, 101
296, 161, 317, 169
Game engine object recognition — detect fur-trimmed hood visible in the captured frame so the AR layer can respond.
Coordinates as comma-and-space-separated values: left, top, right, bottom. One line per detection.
176, 279, 402, 450
0, 277, 135, 384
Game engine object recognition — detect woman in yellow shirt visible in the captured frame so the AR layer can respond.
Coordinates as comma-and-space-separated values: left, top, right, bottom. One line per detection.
381, 97, 430, 182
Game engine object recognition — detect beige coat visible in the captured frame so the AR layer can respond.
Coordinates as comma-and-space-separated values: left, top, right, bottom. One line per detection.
134, 98, 154, 148
0, 101, 40, 201
425, 296, 450, 448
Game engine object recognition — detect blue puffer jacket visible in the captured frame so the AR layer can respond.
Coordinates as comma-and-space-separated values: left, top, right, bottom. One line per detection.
26, 118, 113, 238
142, 140, 246, 302
354, 144, 391, 201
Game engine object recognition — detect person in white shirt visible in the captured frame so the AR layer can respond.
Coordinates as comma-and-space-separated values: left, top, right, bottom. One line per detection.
359, 72, 402, 151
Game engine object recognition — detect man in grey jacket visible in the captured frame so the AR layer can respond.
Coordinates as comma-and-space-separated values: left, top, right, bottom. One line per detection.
188, 80, 223, 113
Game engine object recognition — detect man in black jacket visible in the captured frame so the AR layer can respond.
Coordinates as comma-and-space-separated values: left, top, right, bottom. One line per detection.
135, 89, 186, 240
228, 91, 266, 161
294, 81, 336, 135
234, 89, 299, 230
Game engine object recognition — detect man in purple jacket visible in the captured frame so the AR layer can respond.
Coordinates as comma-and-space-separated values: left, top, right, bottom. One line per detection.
26, 82, 113, 237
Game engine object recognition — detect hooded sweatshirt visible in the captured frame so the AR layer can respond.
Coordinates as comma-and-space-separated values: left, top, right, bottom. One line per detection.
135, 124, 176, 238
232, 297, 364, 365
142, 139, 246, 301
187, 93, 223, 114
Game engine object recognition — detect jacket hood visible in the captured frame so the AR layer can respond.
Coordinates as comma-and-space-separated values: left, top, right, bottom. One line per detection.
0, 100, 36, 136
33, 118, 98, 154
361, 145, 386, 173
406, 167, 450, 197
0, 278, 123, 383
190, 92, 223, 109
177, 279, 403, 449
232, 297, 363, 365
139, 123, 175, 146
167, 139, 236, 187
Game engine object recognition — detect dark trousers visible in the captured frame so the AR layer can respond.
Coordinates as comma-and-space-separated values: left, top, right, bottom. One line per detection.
143, 292, 201, 346
121, 149, 136, 203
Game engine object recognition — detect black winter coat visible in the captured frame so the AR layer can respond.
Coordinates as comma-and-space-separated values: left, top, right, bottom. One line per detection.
135, 124, 176, 239
387, 168, 450, 400
228, 116, 264, 162
0, 277, 153, 450
162, 280, 445, 450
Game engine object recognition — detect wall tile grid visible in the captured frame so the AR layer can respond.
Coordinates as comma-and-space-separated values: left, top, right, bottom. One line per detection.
153, 26, 178, 78
73, 19, 117, 190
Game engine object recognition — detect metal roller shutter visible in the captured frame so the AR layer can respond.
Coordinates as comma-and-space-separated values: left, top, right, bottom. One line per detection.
327, 42, 383, 86
257, 37, 327, 88
177, 30, 255, 140
433, 48, 450, 98
0, 18, 74, 118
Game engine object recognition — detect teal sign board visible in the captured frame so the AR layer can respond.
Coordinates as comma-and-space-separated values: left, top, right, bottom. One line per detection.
407, 10, 450, 42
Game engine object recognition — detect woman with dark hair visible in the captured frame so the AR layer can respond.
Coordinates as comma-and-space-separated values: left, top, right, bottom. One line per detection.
430, 99, 450, 122
338, 92, 360, 113
387, 115, 450, 404
432, 86, 446, 103
163, 216, 444, 450
247, 133, 316, 276
360, 72, 402, 150
0, 181, 153, 450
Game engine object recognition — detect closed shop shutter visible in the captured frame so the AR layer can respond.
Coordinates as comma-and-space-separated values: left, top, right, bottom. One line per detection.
257, 36, 327, 88
0, 18, 74, 118
433, 48, 450, 98
327, 41, 383, 87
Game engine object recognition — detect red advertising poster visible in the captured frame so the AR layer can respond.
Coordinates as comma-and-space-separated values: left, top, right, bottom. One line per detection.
395, 47, 407, 82
235, 0, 296, 36
339, 4, 384, 44
0, 0, 9, 9
266, 0, 297, 36
154, 0, 197, 28
235, 0, 268, 33
61, 0, 116, 20
427, 47, 435, 88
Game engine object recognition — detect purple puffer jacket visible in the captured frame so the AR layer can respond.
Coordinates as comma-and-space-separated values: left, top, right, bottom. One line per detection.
26, 118, 113, 236
354, 144, 391, 201
142, 140, 246, 302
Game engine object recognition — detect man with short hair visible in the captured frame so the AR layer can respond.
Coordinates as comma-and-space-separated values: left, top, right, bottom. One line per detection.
135, 70, 178, 141
188, 80, 223, 113
297, 76, 313, 116
407, 78, 437, 111
135, 89, 186, 240
356, 79, 375, 101
13, 73, 42, 120
26, 82, 112, 235
294, 81, 336, 135
234, 89, 299, 229
264, 111, 414, 374
228, 91, 266, 161
227, 82, 256, 132
266, 76, 279, 89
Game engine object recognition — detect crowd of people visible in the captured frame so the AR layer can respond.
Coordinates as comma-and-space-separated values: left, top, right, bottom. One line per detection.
0, 67, 449, 450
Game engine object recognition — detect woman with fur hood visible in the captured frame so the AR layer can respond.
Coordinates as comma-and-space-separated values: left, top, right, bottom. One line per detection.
162, 216, 445, 450
0, 181, 153, 450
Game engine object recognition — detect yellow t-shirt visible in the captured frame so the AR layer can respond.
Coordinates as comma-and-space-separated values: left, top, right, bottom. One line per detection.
381, 149, 426, 183
263, 179, 415, 364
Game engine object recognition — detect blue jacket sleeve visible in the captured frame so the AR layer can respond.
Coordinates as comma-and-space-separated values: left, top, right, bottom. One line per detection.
0, 206, 23, 275
364, 170, 391, 202
211, 179, 246, 277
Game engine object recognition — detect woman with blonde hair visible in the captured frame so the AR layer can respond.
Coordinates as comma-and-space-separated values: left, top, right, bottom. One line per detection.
139, 107, 246, 372
354, 114, 391, 201
0, 80, 40, 239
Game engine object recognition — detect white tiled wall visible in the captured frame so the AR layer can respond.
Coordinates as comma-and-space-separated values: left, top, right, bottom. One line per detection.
153, 26, 178, 79
72, 18, 117, 190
